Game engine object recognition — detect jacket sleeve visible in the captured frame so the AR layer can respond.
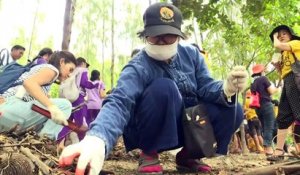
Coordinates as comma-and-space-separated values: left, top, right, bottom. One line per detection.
87, 64, 147, 156
192, 47, 235, 106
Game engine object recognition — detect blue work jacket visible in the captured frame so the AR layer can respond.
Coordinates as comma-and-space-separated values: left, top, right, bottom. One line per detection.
88, 43, 234, 155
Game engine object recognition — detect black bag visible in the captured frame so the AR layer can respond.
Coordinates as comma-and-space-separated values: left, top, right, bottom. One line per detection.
291, 53, 300, 91
182, 104, 216, 159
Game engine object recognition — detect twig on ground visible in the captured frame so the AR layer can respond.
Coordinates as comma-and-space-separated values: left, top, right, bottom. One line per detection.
20, 146, 52, 175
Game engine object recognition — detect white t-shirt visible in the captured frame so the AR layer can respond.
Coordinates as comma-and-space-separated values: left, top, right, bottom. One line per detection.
0, 64, 59, 101
0, 48, 13, 66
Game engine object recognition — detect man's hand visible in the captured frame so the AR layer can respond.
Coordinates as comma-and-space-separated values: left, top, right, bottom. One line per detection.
47, 105, 68, 126
224, 66, 248, 97
59, 136, 106, 175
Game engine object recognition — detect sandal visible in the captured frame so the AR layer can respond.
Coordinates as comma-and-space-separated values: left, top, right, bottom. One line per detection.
175, 148, 212, 173
265, 152, 273, 157
137, 152, 163, 175
176, 158, 212, 173
266, 148, 285, 162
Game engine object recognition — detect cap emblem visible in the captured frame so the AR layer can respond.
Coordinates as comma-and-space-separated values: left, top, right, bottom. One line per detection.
160, 7, 174, 23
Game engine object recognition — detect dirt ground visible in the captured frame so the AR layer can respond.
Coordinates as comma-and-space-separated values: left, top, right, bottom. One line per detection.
104, 150, 270, 175
1, 133, 298, 175
102, 139, 271, 175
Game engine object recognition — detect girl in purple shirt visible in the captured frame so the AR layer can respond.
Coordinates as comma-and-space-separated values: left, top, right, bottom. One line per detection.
86, 70, 106, 126
31, 48, 53, 65
57, 57, 99, 144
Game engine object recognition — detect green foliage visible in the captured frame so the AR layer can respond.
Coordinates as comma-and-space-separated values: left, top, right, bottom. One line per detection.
71, 0, 144, 90
285, 133, 295, 146
5, 0, 300, 96
49, 83, 60, 98
174, 0, 300, 85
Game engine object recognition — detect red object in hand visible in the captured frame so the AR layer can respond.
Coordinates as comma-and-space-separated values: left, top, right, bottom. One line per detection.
31, 104, 87, 134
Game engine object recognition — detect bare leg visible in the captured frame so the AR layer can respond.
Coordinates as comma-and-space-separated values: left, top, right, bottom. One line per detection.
274, 129, 288, 155
253, 134, 264, 153
258, 135, 264, 146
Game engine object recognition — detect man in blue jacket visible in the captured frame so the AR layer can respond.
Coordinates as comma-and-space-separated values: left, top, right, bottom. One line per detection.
59, 2, 248, 175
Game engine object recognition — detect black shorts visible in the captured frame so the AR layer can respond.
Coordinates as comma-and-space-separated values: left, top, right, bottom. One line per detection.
248, 117, 262, 137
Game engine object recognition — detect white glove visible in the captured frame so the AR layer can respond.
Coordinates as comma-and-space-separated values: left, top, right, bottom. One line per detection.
47, 105, 68, 126
15, 86, 27, 99
59, 135, 106, 175
224, 66, 248, 97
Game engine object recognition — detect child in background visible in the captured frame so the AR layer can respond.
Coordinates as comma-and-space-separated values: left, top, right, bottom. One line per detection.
58, 57, 99, 144
86, 70, 106, 126
31, 48, 53, 65
244, 90, 264, 153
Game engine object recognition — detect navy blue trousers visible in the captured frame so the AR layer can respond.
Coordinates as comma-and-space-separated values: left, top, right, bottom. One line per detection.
123, 78, 243, 155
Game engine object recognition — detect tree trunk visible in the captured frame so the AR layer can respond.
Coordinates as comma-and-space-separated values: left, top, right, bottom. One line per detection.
110, 0, 115, 89
27, 0, 39, 61
62, 0, 75, 50
101, 19, 105, 79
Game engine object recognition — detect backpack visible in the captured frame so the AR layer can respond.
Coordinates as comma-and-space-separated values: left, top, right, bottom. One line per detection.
0, 62, 36, 94
0, 48, 10, 66
59, 69, 80, 102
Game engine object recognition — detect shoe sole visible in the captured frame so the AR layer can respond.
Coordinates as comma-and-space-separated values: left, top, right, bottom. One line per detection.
267, 156, 284, 162
137, 172, 163, 175
176, 165, 211, 173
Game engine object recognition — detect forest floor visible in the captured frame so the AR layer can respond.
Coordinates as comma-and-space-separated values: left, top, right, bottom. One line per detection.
103, 140, 271, 175
1, 133, 300, 175
104, 152, 271, 175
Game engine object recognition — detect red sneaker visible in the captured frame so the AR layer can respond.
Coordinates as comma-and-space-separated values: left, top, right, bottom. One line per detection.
137, 152, 163, 175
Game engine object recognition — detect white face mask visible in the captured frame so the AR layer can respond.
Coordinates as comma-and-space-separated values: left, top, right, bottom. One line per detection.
145, 39, 179, 61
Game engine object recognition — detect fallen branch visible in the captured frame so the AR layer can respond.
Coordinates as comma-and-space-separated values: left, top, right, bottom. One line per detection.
32, 146, 59, 165
0, 142, 43, 148
20, 146, 51, 175
245, 160, 300, 175
278, 164, 300, 174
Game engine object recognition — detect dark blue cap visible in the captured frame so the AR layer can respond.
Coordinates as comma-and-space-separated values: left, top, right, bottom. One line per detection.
138, 2, 185, 38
